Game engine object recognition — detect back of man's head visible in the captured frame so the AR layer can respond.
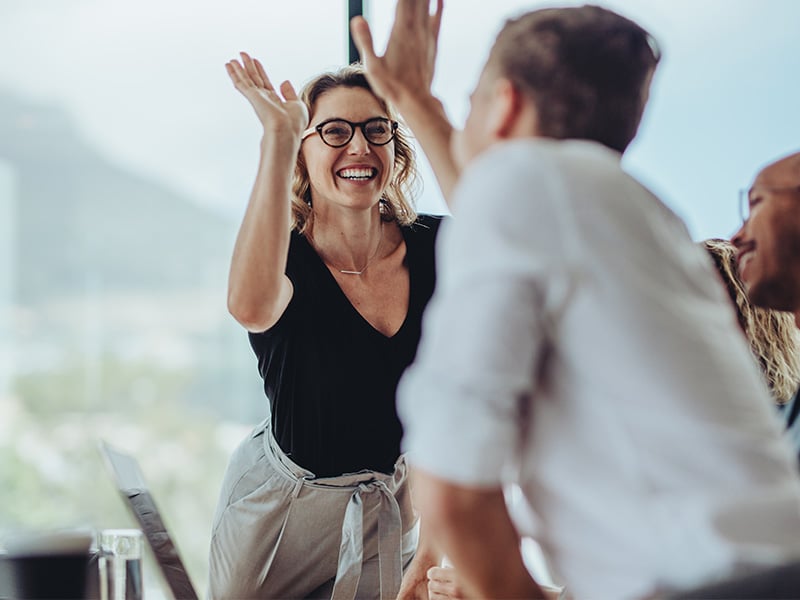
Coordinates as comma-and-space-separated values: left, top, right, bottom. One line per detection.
488, 4, 660, 153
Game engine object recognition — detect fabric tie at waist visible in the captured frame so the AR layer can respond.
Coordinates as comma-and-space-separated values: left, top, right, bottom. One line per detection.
331, 479, 403, 600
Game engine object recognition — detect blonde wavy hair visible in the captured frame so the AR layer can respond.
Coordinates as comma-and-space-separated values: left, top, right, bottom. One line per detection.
290, 64, 419, 234
703, 238, 800, 405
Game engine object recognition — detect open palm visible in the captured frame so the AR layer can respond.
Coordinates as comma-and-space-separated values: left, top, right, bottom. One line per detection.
225, 52, 308, 139
350, 0, 442, 106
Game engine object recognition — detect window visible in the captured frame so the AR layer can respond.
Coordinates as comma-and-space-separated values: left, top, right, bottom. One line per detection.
2, 1, 798, 597
1, 2, 350, 596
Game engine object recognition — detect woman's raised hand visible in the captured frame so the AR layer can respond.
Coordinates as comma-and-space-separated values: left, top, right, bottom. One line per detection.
225, 52, 309, 140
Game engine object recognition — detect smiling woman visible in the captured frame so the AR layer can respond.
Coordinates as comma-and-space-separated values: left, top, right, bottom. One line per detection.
209, 55, 447, 598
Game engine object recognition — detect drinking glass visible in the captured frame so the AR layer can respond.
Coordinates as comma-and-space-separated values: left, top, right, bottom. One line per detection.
98, 529, 143, 600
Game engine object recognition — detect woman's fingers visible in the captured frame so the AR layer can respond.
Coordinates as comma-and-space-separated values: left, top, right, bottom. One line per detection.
225, 56, 306, 134
279, 80, 298, 101
240, 51, 271, 90
225, 58, 259, 90
253, 57, 277, 91
226, 53, 281, 97
225, 60, 250, 90
280, 81, 310, 131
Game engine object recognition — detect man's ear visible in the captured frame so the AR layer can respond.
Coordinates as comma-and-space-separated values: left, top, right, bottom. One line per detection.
486, 78, 525, 139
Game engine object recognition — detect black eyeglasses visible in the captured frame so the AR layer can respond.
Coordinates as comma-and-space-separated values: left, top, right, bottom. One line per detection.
738, 185, 800, 222
301, 117, 398, 148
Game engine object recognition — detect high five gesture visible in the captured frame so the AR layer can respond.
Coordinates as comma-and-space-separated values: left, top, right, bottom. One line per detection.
225, 52, 308, 140
351, 1, 459, 203
350, 0, 442, 107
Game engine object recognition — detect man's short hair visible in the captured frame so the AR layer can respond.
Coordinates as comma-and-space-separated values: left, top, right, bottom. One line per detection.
488, 4, 660, 153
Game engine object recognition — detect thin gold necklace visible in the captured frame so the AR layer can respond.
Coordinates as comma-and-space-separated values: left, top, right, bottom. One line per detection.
313, 221, 384, 276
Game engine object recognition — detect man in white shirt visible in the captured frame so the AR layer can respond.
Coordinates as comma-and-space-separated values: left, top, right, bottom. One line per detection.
353, 2, 800, 599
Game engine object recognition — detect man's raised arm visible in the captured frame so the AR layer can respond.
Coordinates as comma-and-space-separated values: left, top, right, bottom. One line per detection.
351, 0, 460, 204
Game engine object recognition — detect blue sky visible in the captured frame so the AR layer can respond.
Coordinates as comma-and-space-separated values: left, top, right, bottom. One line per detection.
1, 0, 798, 241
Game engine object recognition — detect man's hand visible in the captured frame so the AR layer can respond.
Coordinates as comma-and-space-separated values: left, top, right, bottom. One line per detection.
411, 470, 546, 598
428, 566, 564, 600
350, 0, 443, 108
351, 0, 460, 202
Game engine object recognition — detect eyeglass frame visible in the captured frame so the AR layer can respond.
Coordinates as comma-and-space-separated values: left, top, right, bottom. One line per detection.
301, 117, 399, 148
738, 185, 800, 222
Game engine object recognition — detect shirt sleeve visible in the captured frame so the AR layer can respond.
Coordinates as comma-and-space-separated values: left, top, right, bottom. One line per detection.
397, 141, 574, 487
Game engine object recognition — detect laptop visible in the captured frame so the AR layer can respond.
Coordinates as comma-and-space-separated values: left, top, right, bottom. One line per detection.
99, 441, 200, 600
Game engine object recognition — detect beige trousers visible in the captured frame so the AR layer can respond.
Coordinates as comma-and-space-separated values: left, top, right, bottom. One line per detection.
208, 420, 418, 599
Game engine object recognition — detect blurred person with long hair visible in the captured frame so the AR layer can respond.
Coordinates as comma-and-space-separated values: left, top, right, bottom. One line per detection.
703, 238, 800, 406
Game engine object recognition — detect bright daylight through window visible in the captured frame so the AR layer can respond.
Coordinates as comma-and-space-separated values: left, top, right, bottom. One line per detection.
1, 0, 798, 597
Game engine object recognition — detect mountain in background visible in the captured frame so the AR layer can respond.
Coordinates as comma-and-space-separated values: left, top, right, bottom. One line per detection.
0, 88, 236, 304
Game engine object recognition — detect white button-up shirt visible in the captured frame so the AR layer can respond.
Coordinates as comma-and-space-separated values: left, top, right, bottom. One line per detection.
398, 139, 800, 600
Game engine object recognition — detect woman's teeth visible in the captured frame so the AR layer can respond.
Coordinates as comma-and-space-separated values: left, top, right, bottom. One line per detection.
338, 168, 375, 180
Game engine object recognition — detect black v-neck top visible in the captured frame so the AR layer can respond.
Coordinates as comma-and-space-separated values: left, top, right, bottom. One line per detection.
248, 215, 443, 477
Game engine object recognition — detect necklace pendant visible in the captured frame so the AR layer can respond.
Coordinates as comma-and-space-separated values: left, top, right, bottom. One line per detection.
313, 219, 383, 277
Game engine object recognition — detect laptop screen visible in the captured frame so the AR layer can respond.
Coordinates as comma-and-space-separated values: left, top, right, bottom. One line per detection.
99, 441, 199, 600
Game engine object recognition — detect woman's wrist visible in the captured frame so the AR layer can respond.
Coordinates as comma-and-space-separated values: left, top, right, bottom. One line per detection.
259, 131, 301, 161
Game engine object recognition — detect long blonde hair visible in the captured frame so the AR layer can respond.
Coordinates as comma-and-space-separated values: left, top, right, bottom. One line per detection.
291, 64, 419, 234
703, 238, 800, 404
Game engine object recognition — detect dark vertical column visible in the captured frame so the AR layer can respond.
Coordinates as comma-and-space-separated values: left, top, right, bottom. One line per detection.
348, 0, 364, 64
